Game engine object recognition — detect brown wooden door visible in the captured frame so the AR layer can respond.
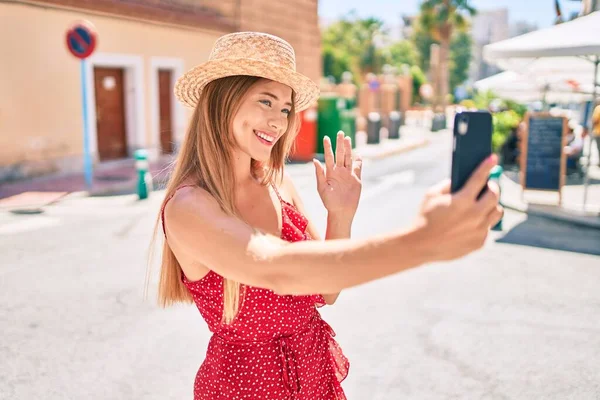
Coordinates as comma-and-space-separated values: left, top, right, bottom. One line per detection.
159, 69, 173, 154
94, 67, 127, 161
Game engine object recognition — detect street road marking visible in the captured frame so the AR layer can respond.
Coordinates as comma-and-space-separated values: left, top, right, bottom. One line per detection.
362, 170, 416, 201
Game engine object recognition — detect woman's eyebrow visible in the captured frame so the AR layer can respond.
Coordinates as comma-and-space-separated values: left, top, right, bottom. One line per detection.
259, 92, 293, 107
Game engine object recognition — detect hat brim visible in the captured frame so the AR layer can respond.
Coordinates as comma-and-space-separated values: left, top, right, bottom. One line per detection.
174, 58, 320, 112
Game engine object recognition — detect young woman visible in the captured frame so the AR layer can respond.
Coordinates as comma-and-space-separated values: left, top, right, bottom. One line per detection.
153, 32, 503, 400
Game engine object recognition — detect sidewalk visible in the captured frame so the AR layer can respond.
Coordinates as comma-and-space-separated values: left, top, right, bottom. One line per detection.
311, 124, 432, 162
500, 166, 600, 230
353, 126, 431, 160
0, 126, 431, 211
0, 156, 174, 211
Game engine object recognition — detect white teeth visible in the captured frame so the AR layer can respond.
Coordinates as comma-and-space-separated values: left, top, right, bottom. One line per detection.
255, 131, 274, 142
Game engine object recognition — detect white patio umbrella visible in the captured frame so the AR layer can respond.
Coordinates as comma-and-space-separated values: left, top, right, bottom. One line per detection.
483, 11, 600, 209
473, 70, 593, 104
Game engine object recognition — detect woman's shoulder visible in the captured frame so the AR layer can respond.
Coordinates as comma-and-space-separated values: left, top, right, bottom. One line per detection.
164, 184, 219, 220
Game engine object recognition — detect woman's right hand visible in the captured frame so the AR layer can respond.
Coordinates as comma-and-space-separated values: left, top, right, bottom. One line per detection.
414, 154, 503, 262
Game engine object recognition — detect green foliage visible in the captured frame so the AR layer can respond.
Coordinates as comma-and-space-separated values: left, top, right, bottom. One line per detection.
322, 45, 354, 83
503, 99, 528, 118
418, 0, 476, 38
412, 22, 436, 72
492, 110, 522, 154
384, 40, 418, 69
410, 65, 428, 104
321, 11, 388, 80
472, 90, 497, 110
414, 1, 477, 104
449, 31, 472, 95
459, 99, 476, 109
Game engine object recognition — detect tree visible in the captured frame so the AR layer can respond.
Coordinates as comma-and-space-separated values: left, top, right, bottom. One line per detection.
449, 30, 472, 97
410, 65, 428, 104
384, 40, 418, 69
416, 0, 476, 108
412, 21, 436, 73
322, 45, 354, 83
321, 11, 388, 81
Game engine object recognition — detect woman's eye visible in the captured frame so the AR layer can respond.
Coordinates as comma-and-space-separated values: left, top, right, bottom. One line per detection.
282, 109, 291, 115
259, 99, 272, 107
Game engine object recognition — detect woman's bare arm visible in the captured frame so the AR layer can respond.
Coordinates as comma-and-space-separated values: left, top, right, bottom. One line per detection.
164, 156, 502, 295
164, 186, 427, 295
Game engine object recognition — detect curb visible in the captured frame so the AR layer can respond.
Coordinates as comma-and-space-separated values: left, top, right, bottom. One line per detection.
502, 200, 600, 230
500, 175, 600, 230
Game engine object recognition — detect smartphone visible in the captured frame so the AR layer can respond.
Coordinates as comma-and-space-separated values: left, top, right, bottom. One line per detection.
450, 110, 493, 195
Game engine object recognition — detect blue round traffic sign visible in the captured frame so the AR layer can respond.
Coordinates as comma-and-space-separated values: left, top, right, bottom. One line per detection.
66, 21, 97, 59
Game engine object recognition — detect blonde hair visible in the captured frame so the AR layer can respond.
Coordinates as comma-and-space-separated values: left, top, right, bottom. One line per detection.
147, 76, 300, 324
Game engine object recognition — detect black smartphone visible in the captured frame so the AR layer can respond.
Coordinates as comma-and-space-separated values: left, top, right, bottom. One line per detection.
450, 110, 493, 195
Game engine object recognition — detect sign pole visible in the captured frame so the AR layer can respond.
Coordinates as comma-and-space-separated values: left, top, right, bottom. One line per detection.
80, 58, 93, 188
66, 19, 97, 190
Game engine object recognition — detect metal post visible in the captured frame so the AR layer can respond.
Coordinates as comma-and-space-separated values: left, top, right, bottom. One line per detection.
583, 56, 599, 209
80, 59, 93, 188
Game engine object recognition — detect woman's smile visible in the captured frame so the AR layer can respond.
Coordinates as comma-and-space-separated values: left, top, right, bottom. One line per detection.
254, 129, 277, 146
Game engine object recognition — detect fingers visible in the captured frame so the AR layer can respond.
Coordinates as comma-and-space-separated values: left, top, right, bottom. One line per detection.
324, 136, 335, 171
459, 154, 497, 200
476, 180, 500, 213
313, 158, 325, 189
335, 131, 345, 167
485, 205, 504, 228
427, 179, 451, 196
344, 136, 352, 168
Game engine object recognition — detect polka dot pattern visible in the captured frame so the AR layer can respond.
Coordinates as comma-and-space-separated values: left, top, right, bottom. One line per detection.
173, 184, 349, 399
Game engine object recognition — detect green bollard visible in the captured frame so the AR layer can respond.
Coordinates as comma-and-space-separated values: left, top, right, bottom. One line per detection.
134, 149, 153, 200
489, 164, 503, 231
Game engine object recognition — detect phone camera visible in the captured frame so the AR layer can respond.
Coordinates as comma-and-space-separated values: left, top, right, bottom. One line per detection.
457, 114, 469, 135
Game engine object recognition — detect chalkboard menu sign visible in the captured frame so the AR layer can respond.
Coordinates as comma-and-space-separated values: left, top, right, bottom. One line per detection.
520, 112, 566, 198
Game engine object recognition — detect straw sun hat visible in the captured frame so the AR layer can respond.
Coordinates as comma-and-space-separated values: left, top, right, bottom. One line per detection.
174, 32, 320, 112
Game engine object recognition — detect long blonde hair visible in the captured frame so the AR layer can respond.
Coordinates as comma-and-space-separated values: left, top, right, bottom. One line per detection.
148, 76, 300, 324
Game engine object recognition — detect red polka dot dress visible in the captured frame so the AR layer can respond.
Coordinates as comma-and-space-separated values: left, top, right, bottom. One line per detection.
162, 184, 349, 400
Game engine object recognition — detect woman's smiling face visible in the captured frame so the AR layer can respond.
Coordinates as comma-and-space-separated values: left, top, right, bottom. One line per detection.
231, 79, 293, 162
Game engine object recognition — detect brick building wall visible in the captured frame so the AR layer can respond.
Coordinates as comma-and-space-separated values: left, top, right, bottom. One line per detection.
27, 0, 322, 83
23, 0, 237, 31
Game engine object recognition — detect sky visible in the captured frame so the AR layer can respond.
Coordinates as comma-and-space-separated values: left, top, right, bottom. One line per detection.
318, 0, 583, 29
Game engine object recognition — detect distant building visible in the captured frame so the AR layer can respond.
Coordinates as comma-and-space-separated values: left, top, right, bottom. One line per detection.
509, 20, 538, 37
400, 15, 417, 40
468, 8, 510, 84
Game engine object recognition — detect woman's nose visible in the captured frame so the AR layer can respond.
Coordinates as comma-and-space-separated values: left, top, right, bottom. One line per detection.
268, 114, 286, 133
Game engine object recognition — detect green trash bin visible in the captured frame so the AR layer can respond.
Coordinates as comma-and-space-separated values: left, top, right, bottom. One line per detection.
317, 95, 343, 154
339, 109, 356, 149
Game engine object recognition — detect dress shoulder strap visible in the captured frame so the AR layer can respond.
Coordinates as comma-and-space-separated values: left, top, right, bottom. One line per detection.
160, 184, 196, 235
270, 182, 284, 203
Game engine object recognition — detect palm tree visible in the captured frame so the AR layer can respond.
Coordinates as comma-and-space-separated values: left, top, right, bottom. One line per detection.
417, 0, 476, 108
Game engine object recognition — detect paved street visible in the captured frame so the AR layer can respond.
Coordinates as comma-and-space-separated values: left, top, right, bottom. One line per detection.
1, 132, 599, 400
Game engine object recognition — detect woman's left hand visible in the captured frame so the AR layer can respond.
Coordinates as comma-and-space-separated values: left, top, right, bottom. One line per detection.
313, 131, 363, 221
